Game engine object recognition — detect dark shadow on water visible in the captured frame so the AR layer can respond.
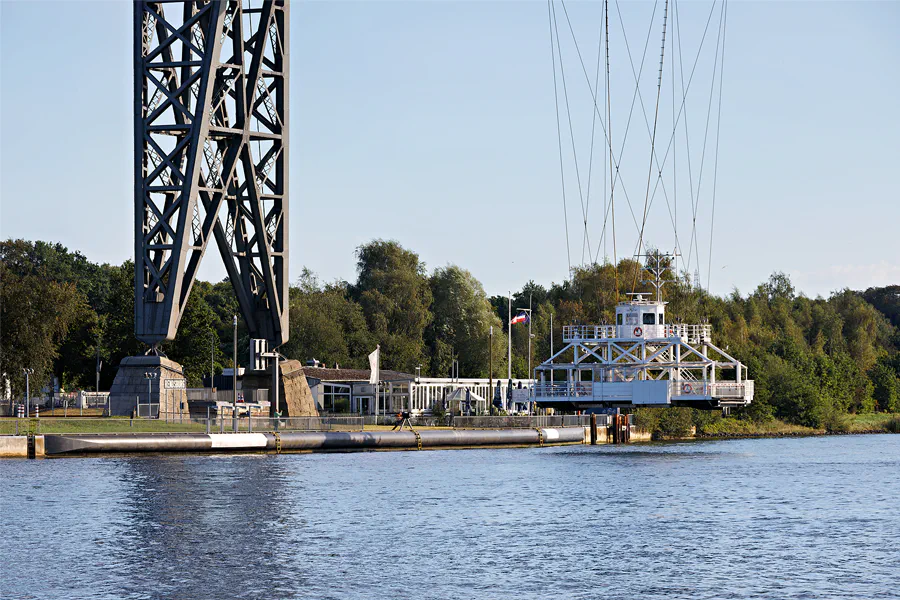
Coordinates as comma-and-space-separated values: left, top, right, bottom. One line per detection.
110, 455, 307, 599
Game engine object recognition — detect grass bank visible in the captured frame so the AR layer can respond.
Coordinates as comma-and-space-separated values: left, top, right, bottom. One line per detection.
0, 418, 455, 435
694, 413, 900, 438
0, 418, 207, 435
635, 406, 900, 440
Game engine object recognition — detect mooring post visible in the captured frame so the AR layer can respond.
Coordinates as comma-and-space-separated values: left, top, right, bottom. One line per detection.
590, 413, 598, 445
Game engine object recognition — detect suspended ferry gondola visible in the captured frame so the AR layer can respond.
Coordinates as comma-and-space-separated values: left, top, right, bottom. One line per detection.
537, 0, 749, 411
534, 254, 754, 411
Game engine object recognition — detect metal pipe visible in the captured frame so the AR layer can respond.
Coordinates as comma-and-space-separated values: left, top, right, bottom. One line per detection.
41, 427, 586, 455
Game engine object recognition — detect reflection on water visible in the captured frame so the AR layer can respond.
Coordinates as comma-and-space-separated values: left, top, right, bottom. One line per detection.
1, 435, 898, 599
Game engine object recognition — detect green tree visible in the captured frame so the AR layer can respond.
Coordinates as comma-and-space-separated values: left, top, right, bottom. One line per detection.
870, 361, 900, 412
164, 288, 223, 387
352, 240, 433, 374
0, 261, 83, 395
281, 269, 372, 368
427, 265, 503, 377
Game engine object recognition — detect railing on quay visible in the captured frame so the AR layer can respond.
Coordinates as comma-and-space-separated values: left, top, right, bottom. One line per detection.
451, 415, 610, 429
362, 415, 448, 428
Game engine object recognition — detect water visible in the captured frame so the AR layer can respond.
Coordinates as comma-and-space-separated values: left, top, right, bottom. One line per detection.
1, 435, 898, 599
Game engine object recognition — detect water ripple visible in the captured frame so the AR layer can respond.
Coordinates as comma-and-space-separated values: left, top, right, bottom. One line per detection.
0, 435, 898, 599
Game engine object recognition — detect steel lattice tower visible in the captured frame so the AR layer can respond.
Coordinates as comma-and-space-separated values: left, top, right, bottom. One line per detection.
134, 0, 289, 348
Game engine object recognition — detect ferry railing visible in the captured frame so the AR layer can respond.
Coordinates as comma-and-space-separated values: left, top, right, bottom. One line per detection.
533, 382, 594, 398
563, 323, 712, 342
563, 325, 616, 342
669, 380, 753, 399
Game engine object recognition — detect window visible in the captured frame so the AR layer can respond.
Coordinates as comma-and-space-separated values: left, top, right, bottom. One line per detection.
659, 313, 665, 325
643, 313, 656, 325
617, 314, 623, 325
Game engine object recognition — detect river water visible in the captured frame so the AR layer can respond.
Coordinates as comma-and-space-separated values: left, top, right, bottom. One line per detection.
1, 435, 898, 599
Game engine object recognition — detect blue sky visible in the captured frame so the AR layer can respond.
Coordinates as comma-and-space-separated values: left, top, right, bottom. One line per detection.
1, 0, 898, 299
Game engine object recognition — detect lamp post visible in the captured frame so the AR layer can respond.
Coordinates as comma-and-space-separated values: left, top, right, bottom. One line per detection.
143, 371, 158, 418
232, 314, 238, 432
515, 301, 533, 414
260, 350, 284, 421
210, 329, 215, 389
95, 335, 102, 393
22, 368, 33, 417
488, 326, 493, 415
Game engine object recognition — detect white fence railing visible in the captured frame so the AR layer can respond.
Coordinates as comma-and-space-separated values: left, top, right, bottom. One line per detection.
534, 379, 754, 402
562, 324, 712, 343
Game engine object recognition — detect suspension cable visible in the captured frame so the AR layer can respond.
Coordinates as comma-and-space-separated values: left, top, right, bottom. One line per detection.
707, 0, 727, 291
605, 0, 618, 298
686, 0, 726, 281
548, 0, 572, 276
632, 0, 669, 294
553, 1, 592, 266
591, 0, 663, 265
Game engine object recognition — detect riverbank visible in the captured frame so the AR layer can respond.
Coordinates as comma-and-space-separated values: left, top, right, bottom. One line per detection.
689, 414, 900, 439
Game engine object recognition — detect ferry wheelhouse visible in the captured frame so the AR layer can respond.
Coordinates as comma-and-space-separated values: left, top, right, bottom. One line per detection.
534, 285, 754, 412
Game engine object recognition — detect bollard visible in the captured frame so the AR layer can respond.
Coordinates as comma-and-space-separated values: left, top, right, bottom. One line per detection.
590, 413, 598, 445
35, 405, 39, 419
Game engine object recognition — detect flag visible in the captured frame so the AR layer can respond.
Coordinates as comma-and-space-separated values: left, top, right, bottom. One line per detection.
368, 345, 380, 384
510, 312, 529, 325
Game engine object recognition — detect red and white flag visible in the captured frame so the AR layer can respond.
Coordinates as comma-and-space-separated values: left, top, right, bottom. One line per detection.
510, 312, 529, 325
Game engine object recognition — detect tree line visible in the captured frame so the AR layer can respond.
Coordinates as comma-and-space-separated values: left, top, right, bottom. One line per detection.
2, 238, 899, 427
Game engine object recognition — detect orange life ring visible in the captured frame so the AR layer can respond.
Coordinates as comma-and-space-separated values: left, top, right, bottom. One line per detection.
633, 326, 643, 337
682, 383, 693, 394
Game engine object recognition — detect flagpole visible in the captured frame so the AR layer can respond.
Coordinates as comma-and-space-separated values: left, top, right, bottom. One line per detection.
528, 293, 532, 415
507, 292, 512, 413
489, 325, 493, 416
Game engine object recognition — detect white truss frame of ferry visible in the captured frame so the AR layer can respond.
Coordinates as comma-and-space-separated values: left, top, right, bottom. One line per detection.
534, 254, 754, 411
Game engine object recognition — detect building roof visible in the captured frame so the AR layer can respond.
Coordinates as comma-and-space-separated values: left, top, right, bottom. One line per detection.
302, 366, 415, 383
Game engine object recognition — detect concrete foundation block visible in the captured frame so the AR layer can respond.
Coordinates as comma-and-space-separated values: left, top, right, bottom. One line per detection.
242, 359, 319, 418
108, 355, 189, 418
0, 436, 28, 458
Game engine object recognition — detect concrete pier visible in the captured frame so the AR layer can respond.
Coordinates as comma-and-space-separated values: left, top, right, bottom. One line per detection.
108, 356, 188, 417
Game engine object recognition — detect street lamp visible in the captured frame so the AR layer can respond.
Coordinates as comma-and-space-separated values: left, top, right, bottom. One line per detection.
143, 371, 158, 418
260, 350, 286, 424
489, 326, 493, 415
516, 305, 533, 414
210, 329, 215, 389
232, 314, 238, 432
22, 368, 34, 417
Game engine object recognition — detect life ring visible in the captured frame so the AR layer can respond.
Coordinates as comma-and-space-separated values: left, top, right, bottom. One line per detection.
682, 383, 693, 394
633, 326, 643, 337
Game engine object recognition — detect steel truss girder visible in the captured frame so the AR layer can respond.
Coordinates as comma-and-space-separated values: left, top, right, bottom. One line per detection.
537, 338, 740, 373
134, 0, 289, 347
